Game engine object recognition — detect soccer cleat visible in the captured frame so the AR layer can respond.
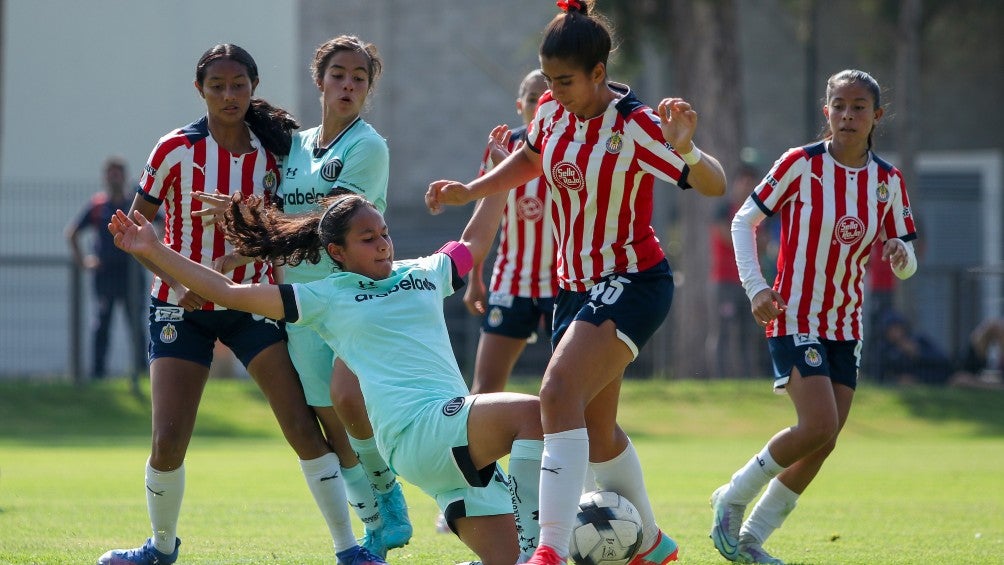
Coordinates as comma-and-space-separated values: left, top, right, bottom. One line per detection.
628, 530, 679, 565
336, 544, 389, 565
359, 527, 388, 559
434, 511, 452, 534
525, 545, 566, 565
737, 534, 784, 565
376, 482, 413, 548
710, 484, 745, 561
96, 537, 180, 565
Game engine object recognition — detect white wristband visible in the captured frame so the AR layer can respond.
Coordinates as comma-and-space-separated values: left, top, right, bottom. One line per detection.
680, 144, 702, 166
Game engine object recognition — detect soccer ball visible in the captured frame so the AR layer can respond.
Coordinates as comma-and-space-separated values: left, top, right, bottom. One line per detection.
569, 490, 644, 565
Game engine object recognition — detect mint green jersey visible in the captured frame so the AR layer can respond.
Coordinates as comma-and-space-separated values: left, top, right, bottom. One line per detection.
286, 252, 468, 454
278, 120, 389, 283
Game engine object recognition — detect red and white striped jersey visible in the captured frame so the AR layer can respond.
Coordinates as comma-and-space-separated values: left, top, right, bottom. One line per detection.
479, 126, 557, 298
526, 83, 692, 291
138, 116, 280, 309
752, 141, 917, 340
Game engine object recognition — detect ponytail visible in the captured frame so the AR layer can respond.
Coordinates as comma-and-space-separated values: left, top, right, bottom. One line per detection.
246, 98, 299, 156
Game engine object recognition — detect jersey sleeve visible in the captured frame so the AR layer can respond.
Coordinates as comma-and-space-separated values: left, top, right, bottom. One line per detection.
138, 133, 184, 205
751, 147, 806, 216
883, 168, 918, 243
629, 107, 691, 189
336, 135, 389, 213
525, 92, 559, 154
280, 281, 329, 327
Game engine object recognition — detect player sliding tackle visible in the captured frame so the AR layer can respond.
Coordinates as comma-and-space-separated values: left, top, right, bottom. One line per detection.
110, 129, 545, 565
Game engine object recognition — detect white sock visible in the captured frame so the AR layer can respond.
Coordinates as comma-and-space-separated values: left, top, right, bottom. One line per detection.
350, 435, 396, 494
342, 462, 383, 530
728, 445, 784, 505
741, 478, 799, 545
509, 439, 543, 562
590, 440, 659, 550
300, 453, 356, 552
538, 428, 589, 558
582, 464, 597, 495
146, 459, 184, 554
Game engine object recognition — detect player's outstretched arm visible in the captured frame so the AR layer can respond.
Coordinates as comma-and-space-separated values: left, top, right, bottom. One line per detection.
108, 210, 286, 320
426, 138, 541, 214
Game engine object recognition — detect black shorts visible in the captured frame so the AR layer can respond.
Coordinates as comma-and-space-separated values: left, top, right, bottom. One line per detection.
148, 298, 286, 368
767, 334, 861, 392
481, 293, 554, 340
552, 259, 673, 359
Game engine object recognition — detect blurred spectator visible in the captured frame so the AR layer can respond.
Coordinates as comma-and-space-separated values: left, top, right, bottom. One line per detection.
707, 163, 765, 378
876, 310, 954, 385
950, 318, 1004, 389
65, 156, 147, 380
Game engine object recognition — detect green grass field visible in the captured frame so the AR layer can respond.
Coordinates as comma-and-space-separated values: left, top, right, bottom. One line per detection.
1, 377, 1002, 564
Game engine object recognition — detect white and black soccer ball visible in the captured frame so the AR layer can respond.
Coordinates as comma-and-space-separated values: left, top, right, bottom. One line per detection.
569, 490, 644, 565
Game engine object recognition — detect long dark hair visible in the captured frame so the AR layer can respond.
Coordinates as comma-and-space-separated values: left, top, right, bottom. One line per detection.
196, 44, 300, 156
221, 193, 375, 269
540, 0, 612, 74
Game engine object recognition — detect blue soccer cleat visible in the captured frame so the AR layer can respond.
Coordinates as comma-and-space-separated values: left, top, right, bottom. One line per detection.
336, 544, 388, 565
737, 534, 784, 564
710, 484, 745, 561
376, 482, 413, 549
96, 537, 180, 565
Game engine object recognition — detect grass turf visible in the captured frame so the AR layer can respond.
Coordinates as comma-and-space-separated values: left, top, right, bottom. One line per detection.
0, 377, 1001, 564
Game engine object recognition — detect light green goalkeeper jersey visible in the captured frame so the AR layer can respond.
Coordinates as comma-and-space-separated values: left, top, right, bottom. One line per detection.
278, 120, 389, 283
284, 252, 469, 455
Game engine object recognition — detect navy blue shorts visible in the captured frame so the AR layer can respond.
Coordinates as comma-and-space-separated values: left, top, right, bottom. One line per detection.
552, 259, 673, 359
148, 298, 286, 368
481, 293, 554, 340
767, 334, 861, 392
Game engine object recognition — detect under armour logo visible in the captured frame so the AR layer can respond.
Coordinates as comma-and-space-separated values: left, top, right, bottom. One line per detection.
146, 485, 165, 497
541, 466, 561, 475
358, 280, 377, 290
285, 167, 298, 178
319, 472, 340, 482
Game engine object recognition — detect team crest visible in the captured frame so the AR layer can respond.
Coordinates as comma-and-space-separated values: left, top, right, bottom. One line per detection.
442, 396, 466, 416
516, 195, 544, 222
487, 307, 504, 328
876, 182, 889, 203
835, 215, 865, 246
262, 170, 277, 191
605, 132, 623, 154
159, 323, 178, 344
320, 157, 344, 183
804, 346, 823, 367
551, 161, 584, 191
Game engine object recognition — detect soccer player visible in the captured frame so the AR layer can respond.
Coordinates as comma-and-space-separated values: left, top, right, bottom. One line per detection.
465, 69, 556, 396
107, 182, 544, 565
709, 69, 919, 565
425, 2, 727, 563
260, 34, 410, 556
96, 44, 384, 565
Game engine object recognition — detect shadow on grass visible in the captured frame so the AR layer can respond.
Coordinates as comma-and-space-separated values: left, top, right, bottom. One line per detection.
0, 378, 280, 446
891, 383, 1004, 436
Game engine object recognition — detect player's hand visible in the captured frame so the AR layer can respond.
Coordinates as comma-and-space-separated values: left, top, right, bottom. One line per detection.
82, 255, 100, 270
657, 97, 698, 154
882, 238, 908, 270
175, 287, 207, 312
108, 209, 158, 257
750, 288, 787, 327
426, 180, 473, 215
191, 191, 231, 226
463, 279, 488, 315
487, 124, 514, 166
